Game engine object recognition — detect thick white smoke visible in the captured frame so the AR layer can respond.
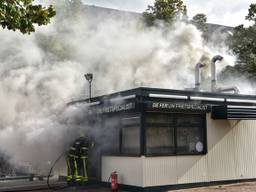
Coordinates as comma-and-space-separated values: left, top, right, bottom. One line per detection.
0, 4, 251, 173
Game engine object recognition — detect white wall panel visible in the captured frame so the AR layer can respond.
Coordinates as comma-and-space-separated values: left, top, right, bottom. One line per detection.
232, 120, 256, 179
177, 156, 208, 184
206, 115, 236, 181
142, 156, 177, 187
101, 156, 143, 186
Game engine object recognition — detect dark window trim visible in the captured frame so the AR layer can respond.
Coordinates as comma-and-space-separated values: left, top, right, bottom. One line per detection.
146, 123, 175, 127
141, 109, 146, 156
106, 111, 207, 157
174, 114, 177, 154
144, 112, 207, 156
102, 152, 141, 157
144, 152, 206, 157
203, 113, 208, 154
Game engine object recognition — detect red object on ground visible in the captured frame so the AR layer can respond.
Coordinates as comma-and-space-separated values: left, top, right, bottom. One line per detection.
110, 171, 118, 192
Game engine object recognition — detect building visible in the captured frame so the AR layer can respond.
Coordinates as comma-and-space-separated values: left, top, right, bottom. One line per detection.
69, 86, 256, 191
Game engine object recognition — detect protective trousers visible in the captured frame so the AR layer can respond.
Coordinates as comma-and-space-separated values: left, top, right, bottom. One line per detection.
67, 147, 78, 184
67, 145, 89, 184
80, 146, 89, 182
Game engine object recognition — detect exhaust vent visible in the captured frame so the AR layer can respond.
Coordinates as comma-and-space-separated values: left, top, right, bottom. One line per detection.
212, 105, 256, 119
195, 63, 205, 91
211, 55, 240, 94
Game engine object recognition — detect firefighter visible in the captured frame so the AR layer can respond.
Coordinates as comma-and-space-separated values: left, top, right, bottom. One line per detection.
67, 136, 90, 185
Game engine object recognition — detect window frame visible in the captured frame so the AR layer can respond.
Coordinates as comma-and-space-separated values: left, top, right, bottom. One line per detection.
120, 113, 142, 156
144, 112, 207, 157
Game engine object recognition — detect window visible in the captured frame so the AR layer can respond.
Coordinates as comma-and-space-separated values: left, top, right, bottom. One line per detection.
176, 114, 205, 154
146, 126, 174, 154
145, 113, 206, 156
101, 115, 120, 154
121, 114, 141, 155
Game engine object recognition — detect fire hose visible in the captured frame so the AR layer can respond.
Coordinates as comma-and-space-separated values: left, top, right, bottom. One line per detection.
46, 151, 68, 191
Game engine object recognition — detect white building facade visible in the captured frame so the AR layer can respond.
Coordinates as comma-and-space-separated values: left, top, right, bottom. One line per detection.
70, 87, 256, 191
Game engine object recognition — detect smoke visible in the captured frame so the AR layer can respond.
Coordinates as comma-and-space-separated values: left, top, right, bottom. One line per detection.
0, 4, 250, 173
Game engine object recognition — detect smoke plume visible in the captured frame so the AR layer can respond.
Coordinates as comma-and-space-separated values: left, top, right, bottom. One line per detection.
0, 4, 251, 173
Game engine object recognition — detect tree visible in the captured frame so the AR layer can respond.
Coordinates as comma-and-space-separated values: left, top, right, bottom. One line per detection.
143, 0, 187, 26
191, 13, 207, 33
246, 3, 256, 23
228, 3, 256, 77
0, 0, 56, 34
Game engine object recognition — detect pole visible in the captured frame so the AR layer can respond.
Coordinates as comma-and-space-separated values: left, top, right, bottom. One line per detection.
84, 73, 93, 102
89, 81, 92, 102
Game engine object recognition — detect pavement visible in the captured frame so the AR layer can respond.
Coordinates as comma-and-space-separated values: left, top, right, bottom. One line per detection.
172, 181, 256, 192
0, 180, 112, 192
2, 180, 256, 192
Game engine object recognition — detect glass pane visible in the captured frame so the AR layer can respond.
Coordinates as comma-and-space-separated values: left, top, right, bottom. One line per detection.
122, 126, 140, 154
176, 126, 204, 154
146, 113, 173, 124
101, 116, 120, 154
176, 114, 203, 125
146, 126, 175, 155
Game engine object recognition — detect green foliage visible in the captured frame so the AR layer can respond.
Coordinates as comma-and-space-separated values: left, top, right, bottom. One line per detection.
228, 3, 256, 76
0, 0, 56, 34
143, 0, 187, 26
219, 64, 251, 81
246, 3, 256, 23
191, 13, 207, 33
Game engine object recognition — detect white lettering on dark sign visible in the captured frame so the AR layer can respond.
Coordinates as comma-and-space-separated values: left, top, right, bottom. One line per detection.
151, 102, 207, 111
96, 103, 135, 114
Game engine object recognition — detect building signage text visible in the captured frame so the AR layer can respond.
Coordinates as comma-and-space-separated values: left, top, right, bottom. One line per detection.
150, 102, 208, 111
95, 102, 135, 114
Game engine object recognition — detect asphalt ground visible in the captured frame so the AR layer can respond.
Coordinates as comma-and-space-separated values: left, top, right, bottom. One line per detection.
2, 180, 256, 192
0, 180, 115, 192
172, 181, 256, 192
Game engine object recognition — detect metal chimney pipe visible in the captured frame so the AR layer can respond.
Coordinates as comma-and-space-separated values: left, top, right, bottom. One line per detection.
195, 63, 206, 91
210, 55, 240, 94
211, 55, 223, 92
